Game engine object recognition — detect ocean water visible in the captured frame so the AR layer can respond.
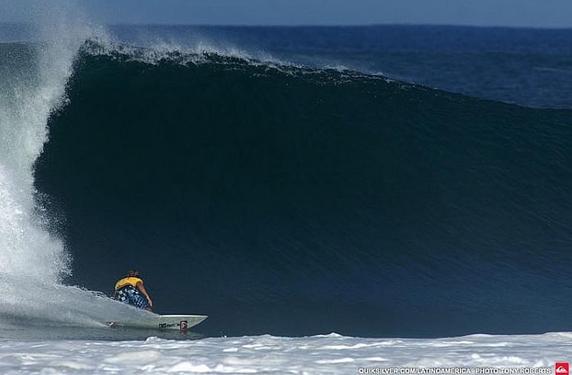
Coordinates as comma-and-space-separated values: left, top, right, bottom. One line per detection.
1, 332, 572, 374
1, 20, 572, 373
108, 25, 572, 109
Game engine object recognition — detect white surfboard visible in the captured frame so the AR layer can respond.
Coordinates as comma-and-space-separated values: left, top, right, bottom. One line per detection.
108, 314, 208, 331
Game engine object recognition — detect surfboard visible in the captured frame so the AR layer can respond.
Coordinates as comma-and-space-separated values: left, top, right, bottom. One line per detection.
108, 314, 208, 331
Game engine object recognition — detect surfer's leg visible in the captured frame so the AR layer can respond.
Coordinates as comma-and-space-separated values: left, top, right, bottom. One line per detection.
123, 287, 149, 309
131, 291, 150, 309
116, 288, 129, 304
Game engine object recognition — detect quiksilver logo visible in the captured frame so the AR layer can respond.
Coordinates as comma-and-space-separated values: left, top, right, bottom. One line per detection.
556, 363, 569, 375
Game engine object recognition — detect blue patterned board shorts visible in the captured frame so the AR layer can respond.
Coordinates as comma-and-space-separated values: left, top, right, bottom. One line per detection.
115, 285, 150, 309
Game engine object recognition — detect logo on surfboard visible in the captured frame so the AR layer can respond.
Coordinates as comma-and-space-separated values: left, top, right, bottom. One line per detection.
179, 320, 188, 332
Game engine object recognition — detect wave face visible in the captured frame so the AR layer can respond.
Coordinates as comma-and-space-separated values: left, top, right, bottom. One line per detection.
35, 44, 572, 337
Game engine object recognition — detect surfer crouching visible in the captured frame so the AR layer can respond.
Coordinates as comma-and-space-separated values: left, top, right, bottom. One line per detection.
113, 270, 153, 311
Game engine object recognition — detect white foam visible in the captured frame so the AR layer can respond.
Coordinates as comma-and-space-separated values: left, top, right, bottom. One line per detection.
0, 331, 569, 374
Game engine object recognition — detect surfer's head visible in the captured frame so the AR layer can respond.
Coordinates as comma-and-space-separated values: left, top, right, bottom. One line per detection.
127, 270, 140, 277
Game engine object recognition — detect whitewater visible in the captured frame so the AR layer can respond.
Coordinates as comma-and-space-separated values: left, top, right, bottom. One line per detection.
0, 332, 571, 374
2, 5, 572, 375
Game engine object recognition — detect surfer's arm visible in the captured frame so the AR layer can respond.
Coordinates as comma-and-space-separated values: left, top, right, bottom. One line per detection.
136, 281, 153, 307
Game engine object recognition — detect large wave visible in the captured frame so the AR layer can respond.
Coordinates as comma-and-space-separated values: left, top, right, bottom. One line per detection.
29, 42, 572, 337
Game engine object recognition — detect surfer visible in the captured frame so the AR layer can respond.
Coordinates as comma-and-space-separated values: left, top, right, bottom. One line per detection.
113, 270, 153, 311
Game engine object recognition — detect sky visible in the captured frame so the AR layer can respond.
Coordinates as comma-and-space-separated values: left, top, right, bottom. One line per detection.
1, 0, 572, 28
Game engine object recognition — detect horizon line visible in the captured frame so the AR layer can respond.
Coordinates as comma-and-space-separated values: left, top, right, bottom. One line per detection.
1, 21, 572, 31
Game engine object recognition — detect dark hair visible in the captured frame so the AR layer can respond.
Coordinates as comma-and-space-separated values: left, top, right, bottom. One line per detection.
127, 270, 140, 277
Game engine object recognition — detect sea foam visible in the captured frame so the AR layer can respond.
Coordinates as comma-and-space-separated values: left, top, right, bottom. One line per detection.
0, 332, 569, 374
